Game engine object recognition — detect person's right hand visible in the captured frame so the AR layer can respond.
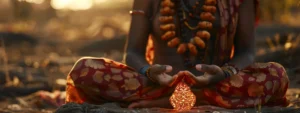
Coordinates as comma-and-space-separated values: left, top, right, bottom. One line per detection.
148, 64, 176, 86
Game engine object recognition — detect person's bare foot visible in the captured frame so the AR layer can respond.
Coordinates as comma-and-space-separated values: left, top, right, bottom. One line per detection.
128, 96, 172, 109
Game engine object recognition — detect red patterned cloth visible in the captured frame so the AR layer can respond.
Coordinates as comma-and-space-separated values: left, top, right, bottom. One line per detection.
66, 58, 289, 109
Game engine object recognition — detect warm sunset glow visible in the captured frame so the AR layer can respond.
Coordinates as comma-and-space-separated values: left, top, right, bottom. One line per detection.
18, 0, 44, 4
285, 42, 292, 50
170, 82, 196, 111
102, 27, 115, 39
51, 0, 93, 11
94, 0, 108, 4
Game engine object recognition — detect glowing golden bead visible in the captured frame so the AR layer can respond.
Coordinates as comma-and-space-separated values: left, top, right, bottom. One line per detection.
187, 43, 198, 56
194, 37, 206, 49
161, 0, 175, 8
161, 31, 176, 40
196, 31, 211, 40
202, 5, 217, 13
198, 21, 213, 29
159, 16, 174, 23
200, 12, 216, 22
177, 44, 187, 54
168, 37, 180, 47
204, 0, 217, 5
160, 7, 174, 15
160, 24, 176, 31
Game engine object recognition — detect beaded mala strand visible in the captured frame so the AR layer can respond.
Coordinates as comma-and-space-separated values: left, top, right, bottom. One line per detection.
159, 0, 217, 67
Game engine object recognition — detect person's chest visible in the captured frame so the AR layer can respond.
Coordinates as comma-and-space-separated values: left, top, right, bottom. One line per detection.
150, 0, 222, 66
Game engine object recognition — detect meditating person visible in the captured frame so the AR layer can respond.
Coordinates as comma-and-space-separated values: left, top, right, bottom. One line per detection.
65, 0, 289, 109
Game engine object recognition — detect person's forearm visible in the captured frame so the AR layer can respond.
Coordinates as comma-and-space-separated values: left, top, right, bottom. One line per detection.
125, 51, 150, 72
227, 51, 255, 70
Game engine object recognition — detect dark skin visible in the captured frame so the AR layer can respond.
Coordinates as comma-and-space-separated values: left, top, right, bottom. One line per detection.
124, 0, 255, 108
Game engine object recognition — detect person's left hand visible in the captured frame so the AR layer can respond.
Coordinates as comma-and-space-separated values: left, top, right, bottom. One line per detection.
183, 64, 226, 87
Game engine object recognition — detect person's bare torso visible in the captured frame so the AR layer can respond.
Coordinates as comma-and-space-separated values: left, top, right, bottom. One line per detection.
148, 0, 221, 75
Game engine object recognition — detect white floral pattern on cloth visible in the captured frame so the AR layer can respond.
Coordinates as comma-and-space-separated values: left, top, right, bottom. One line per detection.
252, 63, 271, 69
248, 83, 265, 97
85, 59, 105, 69
265, 81, 273, 91
270, 62, 283, 69
80, 68, 89, 77
269, 68, 278, 77
112, 74, 123, 81
111, 68, 122, 74
122, 78, 141, 91
230, 74, 243, 88
255, 73, 267, 82
104, 74, 111, 81
123, 72, 134, 78
248, 77, 255, 81
93, 71, 104, 83
272, 80, 279, 93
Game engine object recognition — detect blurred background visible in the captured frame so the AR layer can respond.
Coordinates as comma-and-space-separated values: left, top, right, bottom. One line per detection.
0, 0, 300, 112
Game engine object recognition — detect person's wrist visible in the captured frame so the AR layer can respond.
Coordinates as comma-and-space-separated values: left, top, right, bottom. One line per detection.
224, 63, 240, 73
139, 65, 157, 83
139, 65, 150, 75
221, 68, 232, 78
221, 65, 238, 78
146, 67, 157, 83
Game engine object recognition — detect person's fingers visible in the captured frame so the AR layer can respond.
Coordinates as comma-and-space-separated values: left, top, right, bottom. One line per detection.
195, 64, 217, 73
165, 65, 172, 72
168, 73, 180, 87
183, 71, 196, 76
166, 71, 185, 87
151, 64, 172, 74
176, 71, 185, 77
190, 75, 210, 88
182, 71, 197, 85
151, 64, 165, 73
196, 75, 210, 84
182, 71, 210, 87
157, 73, 171, 86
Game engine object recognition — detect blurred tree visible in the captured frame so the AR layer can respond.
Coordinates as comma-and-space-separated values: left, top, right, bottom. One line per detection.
11, 0, 33, 21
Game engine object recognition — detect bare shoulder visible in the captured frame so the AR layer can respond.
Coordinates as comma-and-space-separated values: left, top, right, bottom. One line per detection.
132, 0, 154, 10
239, 0, 254, 12
132, 0, 161, 19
